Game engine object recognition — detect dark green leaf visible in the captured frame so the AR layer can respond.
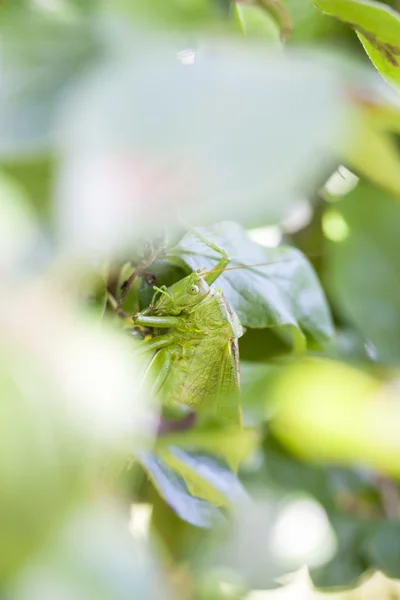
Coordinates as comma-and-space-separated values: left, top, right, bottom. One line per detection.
172, 221, 334, 350
364, 522, 400, 577
326, 182, 400, 361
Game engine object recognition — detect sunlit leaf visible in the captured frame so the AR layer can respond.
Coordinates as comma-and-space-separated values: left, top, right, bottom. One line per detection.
345, 109, 400, 199
270, 358, 400, 478
313, 0, 400, 90
232, 2, 281, 43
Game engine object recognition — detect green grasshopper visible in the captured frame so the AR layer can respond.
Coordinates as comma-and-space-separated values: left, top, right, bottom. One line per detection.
132, 231, 244, 426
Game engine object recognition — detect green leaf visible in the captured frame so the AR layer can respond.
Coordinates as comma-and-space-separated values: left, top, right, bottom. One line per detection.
138, 452, 224, 528
313, 0, 400, 90
58, 44, 346, 252
159, 448, 249, 507
365, 522, 400, 578
270, 358, 400, 478
171, 221, 334, 350
364, 521, 400, 577
110, 0, 223, 29
344, 109, 400, 199
314, 515, 368, 587
325, 182, 400, 361
0, 15, 98, 158
9, 502, 170, 600
1, 157, 54, 221
232, 3, 281, 43
156, 419, 259, 470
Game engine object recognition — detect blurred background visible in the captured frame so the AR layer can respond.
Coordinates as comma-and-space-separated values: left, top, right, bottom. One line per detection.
3, 0, 400, 598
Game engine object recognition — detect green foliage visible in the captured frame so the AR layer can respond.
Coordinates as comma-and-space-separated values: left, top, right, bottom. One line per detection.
171, 222, 334, 350
313, 0, 400, 90
326, 182, 400, 361
232, 2, 281, 43
3, 0, 400, 598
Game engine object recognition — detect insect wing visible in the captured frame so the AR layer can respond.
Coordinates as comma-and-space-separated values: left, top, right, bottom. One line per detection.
216, 339, 242, 427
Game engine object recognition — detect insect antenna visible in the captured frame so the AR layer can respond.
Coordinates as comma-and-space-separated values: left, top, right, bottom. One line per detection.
152, 285, 172, 303
202, 253, 321, 277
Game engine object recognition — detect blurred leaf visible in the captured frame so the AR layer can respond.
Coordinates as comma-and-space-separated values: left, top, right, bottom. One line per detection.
0, 170, 42, 273
244, 566, 400, 598
313, 515, 368, 587
0, 281, 154, 578
284, 0, 348, 41
232, 2, 281, 43
0, 14, 98, 158
326, 182, 400, 361
57, 45, 347, 253
262, 436, 337, 509
138, 452, 224, 528
9, 502, 171, 600
159, 448, 249, 506
313, 0, 400, 90
172, 222, 334, 350
317, 328, 378, 364
0, 350, 80, 580
270, 358, 400, 478
364, 522, 400, 578
156, 419, 259, 468
1, 157, 54, 220
110, 0, 224, 28
345, 110, 400, 198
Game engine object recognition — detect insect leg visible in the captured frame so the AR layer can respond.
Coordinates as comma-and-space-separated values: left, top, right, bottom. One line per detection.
152, 349, 172, 394
143, 348, 172, 394
133, 314, 186, 329
189, 228, 230, 285
137, 333, 175, 355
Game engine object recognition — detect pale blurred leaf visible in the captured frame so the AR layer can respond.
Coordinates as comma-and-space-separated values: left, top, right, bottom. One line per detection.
57, 44, 347, 255
9, 501, 171, 600
0, 14, 97, 158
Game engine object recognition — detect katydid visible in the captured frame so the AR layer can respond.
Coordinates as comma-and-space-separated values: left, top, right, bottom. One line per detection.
132, 231, 244, 426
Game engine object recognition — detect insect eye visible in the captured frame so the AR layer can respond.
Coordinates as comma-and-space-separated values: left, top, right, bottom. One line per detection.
189, 284, 200, 295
